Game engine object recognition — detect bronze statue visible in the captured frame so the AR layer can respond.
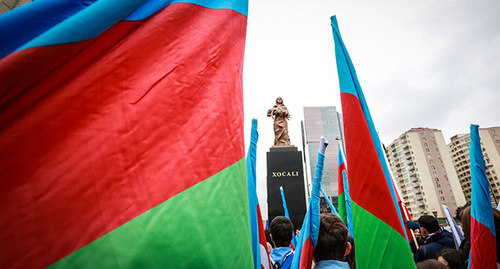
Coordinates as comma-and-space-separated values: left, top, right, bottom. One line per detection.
267, 97, 291, 146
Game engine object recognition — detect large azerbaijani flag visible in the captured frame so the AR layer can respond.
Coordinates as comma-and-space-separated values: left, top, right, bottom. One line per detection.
0, 0, 251, 268
330, 16, 415, 268
469, 124, 497, 268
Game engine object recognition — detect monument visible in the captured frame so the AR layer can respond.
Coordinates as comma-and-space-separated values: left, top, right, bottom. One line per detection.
266, 97, 306, 230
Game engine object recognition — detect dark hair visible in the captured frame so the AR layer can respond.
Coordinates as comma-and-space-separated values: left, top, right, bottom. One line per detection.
270, 216, 294, 247
461, 206, 500, 263
460, 206, 471, 241
455, 202, 470, 220
418, 215, 440, 234
345, 236, 355, 269
416, 259, 448, 269
313, 213, 348, 262
436, 248, 461, 269
265, 228, 275, 248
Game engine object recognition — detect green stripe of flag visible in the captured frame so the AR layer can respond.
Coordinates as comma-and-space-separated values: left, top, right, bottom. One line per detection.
352, 201, 415, 269
49, 158, 253, 268
338, 192, 347, 224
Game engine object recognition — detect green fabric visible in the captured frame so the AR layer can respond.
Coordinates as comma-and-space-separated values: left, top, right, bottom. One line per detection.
338, 192, 347, 224
49, 158, 253, 268
352, 201, 415, 269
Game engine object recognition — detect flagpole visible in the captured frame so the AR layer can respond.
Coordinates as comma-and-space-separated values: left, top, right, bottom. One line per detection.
401, 201, 419, 248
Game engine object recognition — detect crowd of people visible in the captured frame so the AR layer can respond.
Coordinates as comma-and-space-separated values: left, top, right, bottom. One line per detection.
264, 203, 500, 269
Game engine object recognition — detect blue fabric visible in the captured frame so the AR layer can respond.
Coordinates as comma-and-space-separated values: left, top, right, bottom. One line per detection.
270, 247, 294, 269
125, 0, 248, 20
291, 140, 328, 269
247, 119, 260, 269
280, 187, 298, 248
339, 146, 354, 238
0, 0, 248, 59
330, 15, 408, 243
314, 260, 350, 269
470, 124, 496, 236
280, 187, 291, 219
0, 0, 99, 59
342, 170, 354, 238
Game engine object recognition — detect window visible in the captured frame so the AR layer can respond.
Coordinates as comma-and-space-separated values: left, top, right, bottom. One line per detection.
431, 132, 434, 136
435, 178, 439, 182
426, 148, 430, 152
436, 148, 439, 152
431, 166, 435, 170
440, 197, 445, 201
428, 154, 432, 158
433, 172, 437, 176
424, 143, 428, 147
421, 132, 424, 136
430, 160, 434, 164
423, 138, 427, 142
438, 190, 443, 194
437, 184, 441, 188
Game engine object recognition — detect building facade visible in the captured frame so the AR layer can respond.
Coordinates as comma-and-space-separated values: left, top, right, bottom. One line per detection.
386, 128, 466, 219
301, 106, 344, 211
448, 126, 500, 206
1, 0, 32, 14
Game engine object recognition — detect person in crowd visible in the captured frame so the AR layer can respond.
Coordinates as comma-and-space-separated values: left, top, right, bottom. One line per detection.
436, 248, 461, 269
459, 206, 500, 268
313, 213, 351, 268
414, 215, 455, 262
266, 228, 275, 254
344, 236, 355, 269
416, 259, 448, 269
269, 216, 294, 269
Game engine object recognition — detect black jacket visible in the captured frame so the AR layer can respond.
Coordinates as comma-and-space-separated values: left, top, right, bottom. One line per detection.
414, 230, 456, 262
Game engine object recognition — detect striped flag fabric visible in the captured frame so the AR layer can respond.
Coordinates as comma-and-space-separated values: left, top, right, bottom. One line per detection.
247, 119, 272, 269
0, 0, 251, 268
337, 144, 354, 236
330, 15, 415, 268
469, 124, 497, 268
280, 186, 298, 249
290, 137, 329, 269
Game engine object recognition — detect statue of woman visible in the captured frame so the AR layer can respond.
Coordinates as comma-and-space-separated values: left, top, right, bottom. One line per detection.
267, 97, 291, 146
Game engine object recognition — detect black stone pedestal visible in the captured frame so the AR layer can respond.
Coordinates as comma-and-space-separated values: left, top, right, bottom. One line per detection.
266, 147, 306, 230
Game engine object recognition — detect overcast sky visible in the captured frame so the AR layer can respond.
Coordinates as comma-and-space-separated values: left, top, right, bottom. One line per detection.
242, 0, 500, 219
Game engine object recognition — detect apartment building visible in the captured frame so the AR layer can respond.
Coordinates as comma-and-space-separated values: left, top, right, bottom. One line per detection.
448, 126, 500, 206
386, 128, 466, 219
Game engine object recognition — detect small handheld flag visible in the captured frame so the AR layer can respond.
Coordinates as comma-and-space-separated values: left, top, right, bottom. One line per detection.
291, 136, 329, 269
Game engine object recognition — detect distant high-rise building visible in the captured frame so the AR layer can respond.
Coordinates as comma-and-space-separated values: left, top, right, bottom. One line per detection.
302, 106, 344, 211
448, 126, 500, 206
386, 128, 466, 219
1, 0, 32, 14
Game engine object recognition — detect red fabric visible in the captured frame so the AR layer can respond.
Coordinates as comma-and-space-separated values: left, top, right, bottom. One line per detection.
0, 4, 247, 268
470, 218, 497, 269
299, 237, 314, 269
340, 92, 405, 238
257, 204, 271, 269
